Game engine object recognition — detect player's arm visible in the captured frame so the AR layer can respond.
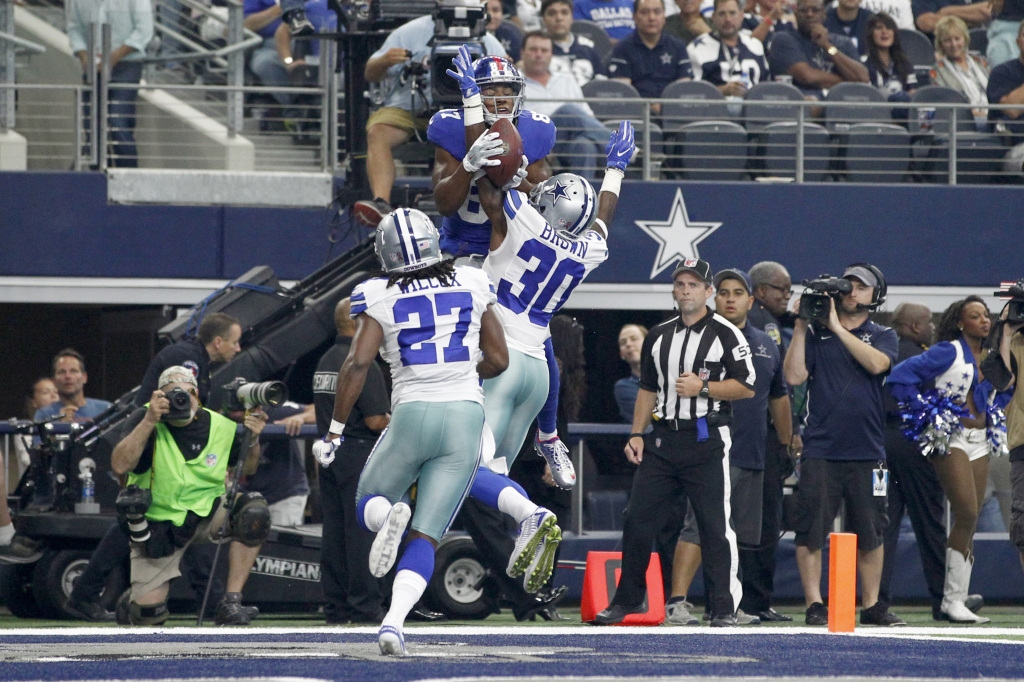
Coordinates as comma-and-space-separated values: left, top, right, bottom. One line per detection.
477, 304, 509, 379
473, 173, 509, 250
590, 121, 635, 239
327, 313, 385, 438
517, 157, 552, 196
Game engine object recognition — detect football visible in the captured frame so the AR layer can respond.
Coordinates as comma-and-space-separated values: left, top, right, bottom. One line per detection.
484, 117, 525, 189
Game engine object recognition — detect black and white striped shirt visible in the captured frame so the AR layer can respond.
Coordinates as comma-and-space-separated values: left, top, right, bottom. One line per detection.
639, 307, 756, 421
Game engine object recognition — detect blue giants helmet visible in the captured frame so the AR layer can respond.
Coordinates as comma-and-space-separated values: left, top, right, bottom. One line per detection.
471, 56, 525, 123
532, 173, 597, 240
375, 209, 443, 274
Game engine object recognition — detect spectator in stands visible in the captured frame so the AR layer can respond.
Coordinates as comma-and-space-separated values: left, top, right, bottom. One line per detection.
135, 312, 242, 408
748, 0, 798, 45
930, 16, 991, 127
878, 303, 951, 621
353, 9, 506, 227
521, 31, 614, 177
767, 0, 868, 98
912, 0, 991, 35
574, 0, 636, 39
825, 0, 873, 54
988, 0, 1024, 66
543, 0, 606, 85
488, 0, 524, 61
0, 379, 59, 565
688, 0, 769, 96
67, 0, 153, 168
864, 12, 919, 96
519, 0, 546, 30
986, 19, 1024, 173
247, 402, 315, 527
614, 324, 647, 422
269, 0, 337, 138
665, 0, 712, 45
609, 0, 693, 109
245, 0, 289, 126
784, 264, 904, 627
35, 349, 112, 423
861, 0, 915, 29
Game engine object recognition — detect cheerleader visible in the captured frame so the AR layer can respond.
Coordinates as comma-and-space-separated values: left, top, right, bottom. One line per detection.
889, 296, 992, 624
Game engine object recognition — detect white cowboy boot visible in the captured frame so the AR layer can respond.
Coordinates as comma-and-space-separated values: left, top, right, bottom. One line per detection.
940, 548, 991, 624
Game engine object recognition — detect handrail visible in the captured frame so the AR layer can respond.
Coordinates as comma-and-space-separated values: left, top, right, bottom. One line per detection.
142, 23, 262, 65
0, 30, 45, 53
525, 96, 1024, 111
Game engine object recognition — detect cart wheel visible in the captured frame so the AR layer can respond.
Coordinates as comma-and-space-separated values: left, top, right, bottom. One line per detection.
0, 563, 43, 619
32, 549, 96, 619
423, 536, 499, 620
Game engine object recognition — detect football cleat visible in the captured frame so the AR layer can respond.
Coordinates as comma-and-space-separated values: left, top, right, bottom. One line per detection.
378, 624, 407, 656
535, 436, 576, 489
507, 508, 559, 583
522, 521, 562, 593
369, 502, 411, 578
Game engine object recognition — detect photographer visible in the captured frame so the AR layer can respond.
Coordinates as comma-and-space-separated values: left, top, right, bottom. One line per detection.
353, 0, 507, 227
783, 264, 904, 627
980, 293, 1024, 575
111, 366, 270, 626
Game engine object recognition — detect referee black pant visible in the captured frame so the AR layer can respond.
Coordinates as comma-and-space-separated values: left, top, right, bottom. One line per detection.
319, 437, 384, 623
611, 424, 741, 617
739, 431, 786, 614
879, 425, 946, 615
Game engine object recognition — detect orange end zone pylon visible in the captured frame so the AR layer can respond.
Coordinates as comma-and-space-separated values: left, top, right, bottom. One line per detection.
828, 532, 858, 632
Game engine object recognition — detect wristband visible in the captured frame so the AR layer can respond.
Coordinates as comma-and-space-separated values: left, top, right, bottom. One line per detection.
329, 420, 345, 438
629, 432, 645, 440
592, 218, 607, 235
464, 97, 484, 126
600, 168, 624, 197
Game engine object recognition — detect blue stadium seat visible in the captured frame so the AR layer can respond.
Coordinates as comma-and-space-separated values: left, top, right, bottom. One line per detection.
824, 82, 888, 132
899, 28, 936, 80
660, 80, 730, 133
743, 81, 805, 132
909, 85, 975, 136
925, 132, 1007, 184
572, 20, 614, 63
582, 79, 645, 121
762, 121, 831, 181
671, 120, 749, 181
843, 122, 912, 183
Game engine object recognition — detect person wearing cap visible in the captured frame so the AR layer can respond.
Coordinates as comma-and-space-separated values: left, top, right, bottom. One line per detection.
664, 269, 794, 626
110, 366, 270, 627
783, 263, 904, 627
592, 258, 755, 626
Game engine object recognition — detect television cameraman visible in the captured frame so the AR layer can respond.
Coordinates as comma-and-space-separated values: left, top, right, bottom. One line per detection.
110, 366, 271, 626
980, 285, 1024, 575
783, 264, 904, 627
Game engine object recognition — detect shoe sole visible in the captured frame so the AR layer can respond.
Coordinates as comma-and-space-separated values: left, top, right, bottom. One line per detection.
0, 552, 43, 565
508, 513, 557, 578
523, 524, 562, 593
369, 503, 411, 578
378, 630, 407, 656
665, 618, 700, 626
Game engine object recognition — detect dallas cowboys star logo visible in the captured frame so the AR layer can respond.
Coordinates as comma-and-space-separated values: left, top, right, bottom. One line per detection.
660, 52, 673, 65
635, 189, 721, 279
860, 333, 873, 343
545, 180, 571, 204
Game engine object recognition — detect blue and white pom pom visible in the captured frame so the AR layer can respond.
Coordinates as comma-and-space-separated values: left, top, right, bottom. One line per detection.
986, 402, 1009, 457
898, 389, 970, 457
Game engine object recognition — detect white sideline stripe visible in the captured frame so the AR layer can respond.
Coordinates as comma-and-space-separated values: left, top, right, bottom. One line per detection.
1, 626, 1023, 639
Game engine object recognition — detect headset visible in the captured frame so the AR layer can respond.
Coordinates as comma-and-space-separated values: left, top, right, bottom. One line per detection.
847, 262, 887, 311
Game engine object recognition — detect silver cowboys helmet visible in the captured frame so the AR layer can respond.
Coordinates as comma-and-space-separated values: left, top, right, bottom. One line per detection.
471, 56, 525, 124
374, 208, 443, 274
531, 173, 597, 240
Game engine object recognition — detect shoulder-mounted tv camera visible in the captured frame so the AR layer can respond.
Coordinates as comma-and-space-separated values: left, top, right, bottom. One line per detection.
798, 275, 852, 322
995, 280, 1024, 323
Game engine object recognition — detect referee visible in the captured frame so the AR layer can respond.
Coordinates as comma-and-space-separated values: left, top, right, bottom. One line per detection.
592, 259, 756, 626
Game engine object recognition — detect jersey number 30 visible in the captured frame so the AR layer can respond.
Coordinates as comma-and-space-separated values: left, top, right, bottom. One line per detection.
497, 239, 585, 326
393, 292, 473, 366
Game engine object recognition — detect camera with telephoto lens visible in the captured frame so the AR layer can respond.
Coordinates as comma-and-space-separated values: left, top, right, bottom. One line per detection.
994, 280, 1024, 323
799, 275, 853, 322
115, 484, 153, 543
221, 378, 288, 412
161, 387, 193, 422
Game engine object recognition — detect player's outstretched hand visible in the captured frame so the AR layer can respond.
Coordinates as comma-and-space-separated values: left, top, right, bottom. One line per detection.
606, 120, 636, 172
446, 45, 480, 100
501, 155, 529, 191
312, 435, 342, 467
463, 131, 503, 173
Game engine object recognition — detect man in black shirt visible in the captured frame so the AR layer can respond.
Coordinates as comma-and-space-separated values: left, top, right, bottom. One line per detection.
246, 402, 314, 526
748, 261, 794, 351
135, 313, 242, 407
593, 258, 755, 626
313, 298, 391, 624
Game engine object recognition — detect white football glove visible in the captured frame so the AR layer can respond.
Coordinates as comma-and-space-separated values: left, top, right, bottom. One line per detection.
312, 436, 342, 467
502, 155, 529, 191
463, 131, 504, 173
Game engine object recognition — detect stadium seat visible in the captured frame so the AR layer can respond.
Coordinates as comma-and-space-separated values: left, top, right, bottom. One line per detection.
843, 122, 912, 183
670, 120, 749, 181
899, 28, 936, 80
824, 82, 888, 132
605, 119, 665, 177
583, 80, 645, 121
743, 81, 805, 132
969, 27, 988, 56
572, 20, 615, 63
660, 80, 730, 133
762, 121, 831, 181
909, 86, 975, 136
925, 132, 1007, 184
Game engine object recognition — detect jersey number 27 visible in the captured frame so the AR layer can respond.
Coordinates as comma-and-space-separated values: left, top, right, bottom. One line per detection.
393, 292, 473, 367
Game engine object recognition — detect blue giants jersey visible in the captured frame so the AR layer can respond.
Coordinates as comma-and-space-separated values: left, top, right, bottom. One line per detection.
427, 108, 557, 258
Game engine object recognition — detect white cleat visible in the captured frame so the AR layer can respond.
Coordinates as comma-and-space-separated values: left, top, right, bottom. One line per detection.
378, 624, 407, 656
522, 522, 562, 593
535, 436, 576, 489
369, 502, 411, 578
508, 508, 560, 585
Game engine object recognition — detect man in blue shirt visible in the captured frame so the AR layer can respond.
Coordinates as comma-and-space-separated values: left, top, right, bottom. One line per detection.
664, 269, 794, 626
34, 349, 111, 423
573, 0, 636, 40
912, 0, 991, 35
823, 0, 873, 54
784, 264, 904, 627
608, 0, 693, 101
614, 323, 647, 422
767, 0, 867, 97
543, 0, 606, 85
987, 23, 1024, 173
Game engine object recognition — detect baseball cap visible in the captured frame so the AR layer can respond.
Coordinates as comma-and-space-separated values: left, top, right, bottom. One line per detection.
843, 265, 878, 288
671, 258, 712, 285
714, 268, 752, 294
158, 365, 199, 390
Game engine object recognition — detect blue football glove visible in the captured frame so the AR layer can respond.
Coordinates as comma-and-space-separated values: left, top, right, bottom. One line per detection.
445, 44, 480, 100
605, 120, 636, 171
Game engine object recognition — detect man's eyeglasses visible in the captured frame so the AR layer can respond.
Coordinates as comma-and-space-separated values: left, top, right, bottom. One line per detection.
763, 284, 792, 295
